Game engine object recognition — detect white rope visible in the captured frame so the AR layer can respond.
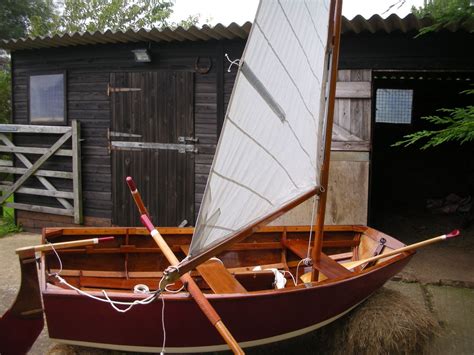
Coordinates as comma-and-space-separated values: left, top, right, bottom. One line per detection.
159, 278, 167, 355
46, 239, 63, 276
282, 270, 297, 287
306, 196, 318, 259
292, 196, 318, 285
46, 240, 161, 313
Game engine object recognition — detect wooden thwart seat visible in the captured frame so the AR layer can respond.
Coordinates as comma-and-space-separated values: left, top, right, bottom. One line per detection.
284, 240, 352, 279
180, 246, 247, 294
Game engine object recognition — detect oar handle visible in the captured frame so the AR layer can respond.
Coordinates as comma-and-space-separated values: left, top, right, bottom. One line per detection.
126, 176, 149, 216
15, 236, 115, 255
346, 229, 461, 269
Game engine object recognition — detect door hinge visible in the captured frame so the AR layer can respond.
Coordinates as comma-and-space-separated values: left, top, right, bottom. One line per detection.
111, 141, 198, 154
178, 136, 199, 143
107, 83, 142, 96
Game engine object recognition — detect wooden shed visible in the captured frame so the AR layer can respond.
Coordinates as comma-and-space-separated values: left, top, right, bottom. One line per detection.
1, 15, 473, 232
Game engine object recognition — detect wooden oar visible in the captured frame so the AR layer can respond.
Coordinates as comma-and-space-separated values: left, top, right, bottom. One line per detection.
15, 236, 115, 254
126, 177, 244, 355
126, 176, 149, 216
300, 230, 460, 282
341, 229, 460, 270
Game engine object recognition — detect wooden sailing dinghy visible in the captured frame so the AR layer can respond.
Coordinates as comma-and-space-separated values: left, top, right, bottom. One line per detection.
0, 0, 459, 353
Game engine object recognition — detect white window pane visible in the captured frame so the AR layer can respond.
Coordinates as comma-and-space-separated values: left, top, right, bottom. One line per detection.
376, 89, 413, 124
30, 74, 65, 123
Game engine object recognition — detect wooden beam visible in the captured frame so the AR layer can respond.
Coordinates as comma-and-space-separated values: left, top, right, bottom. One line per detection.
0, 131, 72, 204
71, 120, 83, 224
0, 124, 71, 134
0, 145, 72, 157
5, 202, 74, 216
0, 186, 74, 199
331, 141, 370, 152
0, 166, 73, 179
0, 160, 12, 167
335, 81, 371, 98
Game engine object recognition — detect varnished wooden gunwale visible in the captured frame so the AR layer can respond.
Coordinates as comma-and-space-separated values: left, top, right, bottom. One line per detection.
41, 224, 407, 298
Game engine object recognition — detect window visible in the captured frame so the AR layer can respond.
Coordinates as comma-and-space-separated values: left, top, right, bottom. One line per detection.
29, 73, 66, 124
375, 88, 413, 124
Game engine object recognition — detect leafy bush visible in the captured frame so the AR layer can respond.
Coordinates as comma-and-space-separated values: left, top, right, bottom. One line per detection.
0, 65, 11, 124
393, 89, 474, 149
0, 210, 22, 237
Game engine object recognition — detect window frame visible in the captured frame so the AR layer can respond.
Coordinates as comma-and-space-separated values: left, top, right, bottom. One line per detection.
375, 88, 414, 125
27, 71, 67, 126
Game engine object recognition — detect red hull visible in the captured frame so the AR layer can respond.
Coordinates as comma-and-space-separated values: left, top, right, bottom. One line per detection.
43, 254, 412, 352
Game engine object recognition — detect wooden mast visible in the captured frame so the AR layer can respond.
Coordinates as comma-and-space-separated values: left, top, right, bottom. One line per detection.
311, 0, 344, 280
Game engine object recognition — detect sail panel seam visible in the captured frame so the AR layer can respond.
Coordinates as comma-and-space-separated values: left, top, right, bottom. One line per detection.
277, 0, 320, 83
227, 116, 299, 188
303, 0, 327, 47
211, 169, 274, 206
254, 21, 316, 121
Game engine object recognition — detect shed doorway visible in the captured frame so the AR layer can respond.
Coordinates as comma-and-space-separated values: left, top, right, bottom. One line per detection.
110, 71, 195, 227
370, 71, 473, 232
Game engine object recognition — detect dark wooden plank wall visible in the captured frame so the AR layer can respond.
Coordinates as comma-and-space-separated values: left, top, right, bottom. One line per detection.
339, 31, 474, 70
10, 39, 245, 231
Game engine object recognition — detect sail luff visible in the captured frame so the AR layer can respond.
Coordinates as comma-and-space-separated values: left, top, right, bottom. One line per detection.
311, 0, 344, 269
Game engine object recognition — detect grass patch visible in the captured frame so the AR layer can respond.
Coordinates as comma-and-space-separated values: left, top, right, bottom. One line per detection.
0, 194, 22, 237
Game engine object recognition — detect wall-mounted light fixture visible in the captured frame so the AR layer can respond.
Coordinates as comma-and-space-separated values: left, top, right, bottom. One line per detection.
132, 49, 151, 63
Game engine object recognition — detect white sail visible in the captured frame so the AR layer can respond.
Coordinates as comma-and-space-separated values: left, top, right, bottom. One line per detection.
189, 0, 331, 257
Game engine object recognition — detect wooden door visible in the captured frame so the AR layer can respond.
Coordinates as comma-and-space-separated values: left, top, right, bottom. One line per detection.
110, 71, 195, 227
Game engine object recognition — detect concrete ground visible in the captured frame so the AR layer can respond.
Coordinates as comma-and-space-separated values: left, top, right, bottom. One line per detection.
0, 229, 473, 354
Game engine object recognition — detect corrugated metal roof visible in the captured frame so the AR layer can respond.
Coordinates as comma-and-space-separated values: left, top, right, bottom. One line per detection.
1, 14, 472, 51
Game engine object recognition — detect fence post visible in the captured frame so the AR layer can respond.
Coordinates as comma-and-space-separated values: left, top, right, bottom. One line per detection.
71, 120, 83, 224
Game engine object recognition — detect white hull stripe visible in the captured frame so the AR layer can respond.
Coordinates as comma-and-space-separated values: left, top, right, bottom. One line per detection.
51, 299, 366, 353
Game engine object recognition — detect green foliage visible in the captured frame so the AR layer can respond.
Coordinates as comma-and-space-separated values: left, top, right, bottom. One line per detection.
1, 0, 200, 38
56, 0, 173, 33
0, 210, 22, 237
393, 89, 474, 150
0, 66, 11, 124
411, 0, 474, 35
34, 0, 200, 35
0, 0, 57, 39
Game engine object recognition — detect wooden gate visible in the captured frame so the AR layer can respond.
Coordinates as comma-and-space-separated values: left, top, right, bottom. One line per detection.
110, 71, 195, 227
0, 122, 82, 223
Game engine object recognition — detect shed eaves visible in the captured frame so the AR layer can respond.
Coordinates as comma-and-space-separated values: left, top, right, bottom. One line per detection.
1, 14, 472, 51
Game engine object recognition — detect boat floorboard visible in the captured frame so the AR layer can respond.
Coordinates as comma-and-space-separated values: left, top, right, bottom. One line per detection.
180, 245, 247, 294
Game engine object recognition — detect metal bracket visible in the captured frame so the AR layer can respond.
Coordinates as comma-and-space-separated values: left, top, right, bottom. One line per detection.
107, 83, 142, 96
111, 141, 198, 154
373, 238, 387, 256
178, 136, 199, 143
